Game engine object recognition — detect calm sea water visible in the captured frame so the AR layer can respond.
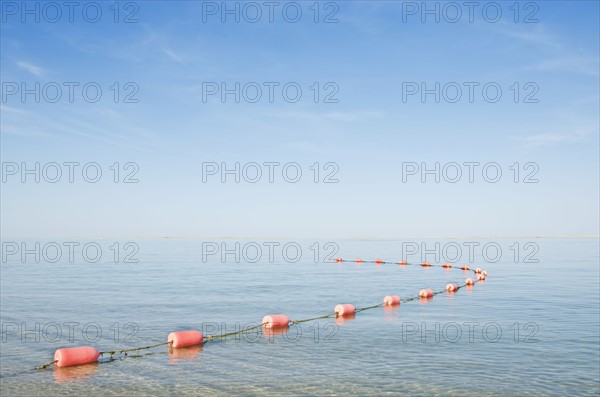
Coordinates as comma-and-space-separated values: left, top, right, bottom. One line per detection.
1, 238, 598, 396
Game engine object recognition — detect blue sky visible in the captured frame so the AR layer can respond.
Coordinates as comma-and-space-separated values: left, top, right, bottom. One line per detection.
1, 1, 599, 238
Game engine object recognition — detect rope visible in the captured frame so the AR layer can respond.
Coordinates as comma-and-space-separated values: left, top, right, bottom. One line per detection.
290, 313, 335, 325
204, 323, 267, 343
34, 258, 485, 370
34, 360, 57, 370
99, 341, 172, 358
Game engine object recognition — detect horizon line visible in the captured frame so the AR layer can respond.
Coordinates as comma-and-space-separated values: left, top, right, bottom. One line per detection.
1, 234, 599, 240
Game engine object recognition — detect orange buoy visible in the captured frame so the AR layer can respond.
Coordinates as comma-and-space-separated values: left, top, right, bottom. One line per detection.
375, 259, 383, 264
168, 330, 203, 348
482, 270, 488, 277
398, 261, 407, 265
335, 258, 343, 263
262, 314, 289, 329
442, 263, 451, 268
421, 262, 431, 267
446, 283, 459, 292
383, 295, 401, 306
334, 304, 356, 316
54, 346, 100, 368
461, 265, 470, 271
355, 259, 363, 263
465, 278, 475, 285
419, 289, 433, 298
475, 268, 482, 274
477, 274, 486, 281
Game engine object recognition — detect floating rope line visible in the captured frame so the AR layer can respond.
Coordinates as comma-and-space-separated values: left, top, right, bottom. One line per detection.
98, 341, 172, 362
204, 323, 266, 343
34, 258, 487, 370
34, 360, 58, 370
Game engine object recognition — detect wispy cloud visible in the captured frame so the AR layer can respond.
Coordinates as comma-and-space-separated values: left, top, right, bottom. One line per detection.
16, 61, 45, 77
268, 109, 384, 123
533, 56, 600, 76
515, 128, 596, 148
156, 42, 186, 65
139, 24, 187, 65
494, 24, 561, 49
0, 106, 42, 137
494, 23, 599, 76
1, 104, 157, 151
324, 111, 384, 122
0, 105, 29, 115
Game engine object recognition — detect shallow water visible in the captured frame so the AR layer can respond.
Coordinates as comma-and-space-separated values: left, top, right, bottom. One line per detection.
1, 238, 598, 396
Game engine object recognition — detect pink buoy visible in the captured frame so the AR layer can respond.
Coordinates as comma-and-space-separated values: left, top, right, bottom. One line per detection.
465, 278, 475, 285
482, 270, 488, 277
475, 268, 482, 274
419, 289, 433, 298
54, 346, 100, 368
383, 295, 401, 306
168, 330, 203, 348
334, 304, 356, 316
446, 283, 459, 292
262, 314, 289, 328
477, 274, 486, 281
461, 265, 470, 271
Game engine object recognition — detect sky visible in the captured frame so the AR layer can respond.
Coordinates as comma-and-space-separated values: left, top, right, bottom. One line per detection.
0, 0, 599, 239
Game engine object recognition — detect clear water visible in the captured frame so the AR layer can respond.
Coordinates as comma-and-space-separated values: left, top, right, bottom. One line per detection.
1, 238, 598, 396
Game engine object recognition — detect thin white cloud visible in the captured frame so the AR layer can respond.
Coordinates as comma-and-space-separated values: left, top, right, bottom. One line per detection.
0, 105, 29, 115
325, 111, 384, 122
516, 129, 596, 148
494, 24, 561, 49
139, 23, 187, 65
0, 124, 49, 137
495, 24, 598, 77
16, 61, 45, 77
533, 56, 599, 76
156, 43, 186, 65
268, 110, 384, 123
1, 104, 157, 151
